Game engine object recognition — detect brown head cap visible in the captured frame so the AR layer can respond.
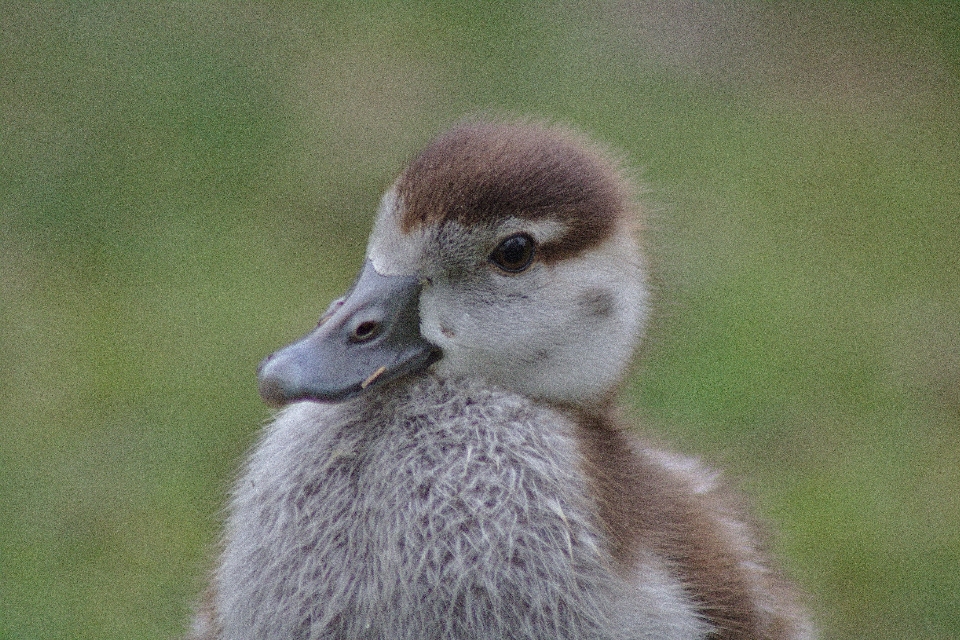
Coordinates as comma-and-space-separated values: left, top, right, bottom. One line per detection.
395, 121, 635, 263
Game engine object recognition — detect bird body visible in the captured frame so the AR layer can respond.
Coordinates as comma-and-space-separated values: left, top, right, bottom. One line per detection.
190, 121, 813, 639
214, 377, 710, 639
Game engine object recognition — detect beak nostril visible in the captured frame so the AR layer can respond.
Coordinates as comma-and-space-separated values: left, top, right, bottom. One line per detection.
351, 320, 381, 342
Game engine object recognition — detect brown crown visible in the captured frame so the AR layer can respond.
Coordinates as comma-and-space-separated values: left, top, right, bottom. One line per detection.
395, 121, 634, 263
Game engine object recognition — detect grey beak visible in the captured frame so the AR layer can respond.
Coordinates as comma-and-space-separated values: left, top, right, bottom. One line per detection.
257, 260, 440, 406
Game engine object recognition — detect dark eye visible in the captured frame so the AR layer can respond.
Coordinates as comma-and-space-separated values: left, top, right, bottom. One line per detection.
489, 233, 535, 273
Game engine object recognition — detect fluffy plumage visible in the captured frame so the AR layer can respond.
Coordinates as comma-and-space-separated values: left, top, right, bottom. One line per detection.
189, 121, 814, 639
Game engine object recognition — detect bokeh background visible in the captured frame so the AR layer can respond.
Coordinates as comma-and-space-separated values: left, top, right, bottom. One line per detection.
3, 2, 958, 638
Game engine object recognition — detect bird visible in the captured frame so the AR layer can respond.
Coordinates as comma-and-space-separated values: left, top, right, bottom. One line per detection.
188, 120, 814, 639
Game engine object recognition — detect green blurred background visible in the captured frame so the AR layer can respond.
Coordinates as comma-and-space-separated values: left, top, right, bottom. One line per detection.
2, 2, 958, 638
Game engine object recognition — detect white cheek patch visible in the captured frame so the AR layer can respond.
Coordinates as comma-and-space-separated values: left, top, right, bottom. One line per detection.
517, 237, 646, 402
424, 230, 648, 405
366, 190, 428, 277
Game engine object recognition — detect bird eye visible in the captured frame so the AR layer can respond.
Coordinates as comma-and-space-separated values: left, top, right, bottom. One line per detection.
489, 233, 535, 273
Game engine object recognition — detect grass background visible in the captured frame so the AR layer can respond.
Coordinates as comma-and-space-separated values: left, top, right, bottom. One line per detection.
2, 2, 958, 638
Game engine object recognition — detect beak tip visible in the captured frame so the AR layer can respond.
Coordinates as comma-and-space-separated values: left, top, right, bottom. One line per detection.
257, 373, 291, 408
256, 350, 361, 406
256, 353, 273, 377
257, 351, 302, 407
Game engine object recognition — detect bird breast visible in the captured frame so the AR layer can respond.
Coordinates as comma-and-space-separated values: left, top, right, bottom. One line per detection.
214, 375, 706, 639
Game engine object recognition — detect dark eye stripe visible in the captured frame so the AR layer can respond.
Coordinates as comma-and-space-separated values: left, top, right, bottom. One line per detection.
489, 233, 535, 273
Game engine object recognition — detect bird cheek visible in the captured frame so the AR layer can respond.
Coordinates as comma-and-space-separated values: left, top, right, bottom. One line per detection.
418, 299, 457, 346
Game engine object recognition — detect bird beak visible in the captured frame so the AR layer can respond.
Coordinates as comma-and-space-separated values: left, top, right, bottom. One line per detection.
256, 259, 440, 406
